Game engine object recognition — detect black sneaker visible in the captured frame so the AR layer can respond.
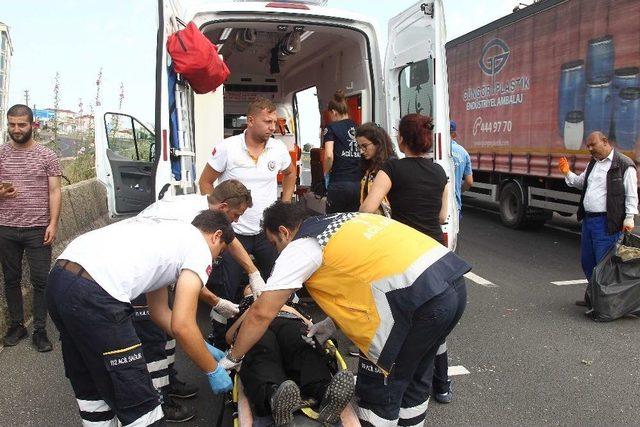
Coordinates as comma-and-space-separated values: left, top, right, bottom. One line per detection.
434, 390, 453, 404
162, 399, 196, 423
4, 324, 27, 347
32, 329, 53, 352
270, 380, 302, 426
318, 370, 355, 425
168, 377, 199, 399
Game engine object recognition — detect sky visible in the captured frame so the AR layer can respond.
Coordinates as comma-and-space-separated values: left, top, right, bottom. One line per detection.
2, 0, 516, 122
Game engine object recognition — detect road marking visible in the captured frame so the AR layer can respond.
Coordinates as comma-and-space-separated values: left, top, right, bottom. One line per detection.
464, 272, 498, 288
449, 365, 470, 376
550, 279, 588, 286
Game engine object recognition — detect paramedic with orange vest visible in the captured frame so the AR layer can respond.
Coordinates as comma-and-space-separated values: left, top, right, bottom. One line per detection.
219, 201, 470, 427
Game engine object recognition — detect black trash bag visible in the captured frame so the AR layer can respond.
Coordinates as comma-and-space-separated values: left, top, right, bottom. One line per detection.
587, 232, 640, 322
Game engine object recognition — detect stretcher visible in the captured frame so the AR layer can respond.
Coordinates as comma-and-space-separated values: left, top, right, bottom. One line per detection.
218, 340, 361, 426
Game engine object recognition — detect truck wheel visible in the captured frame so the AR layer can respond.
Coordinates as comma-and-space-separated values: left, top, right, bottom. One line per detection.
499, 182, 527, 229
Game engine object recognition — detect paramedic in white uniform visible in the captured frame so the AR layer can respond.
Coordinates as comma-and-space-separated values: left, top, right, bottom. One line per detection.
46, 210, 235, 426
198, 97, 296, 326
137, 179, 264, 318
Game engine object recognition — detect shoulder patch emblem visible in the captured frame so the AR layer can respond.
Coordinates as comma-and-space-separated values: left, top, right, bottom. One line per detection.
268, 160, 276, 171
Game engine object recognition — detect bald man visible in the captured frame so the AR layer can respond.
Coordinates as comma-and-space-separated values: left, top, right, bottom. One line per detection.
558, 131, 638, 307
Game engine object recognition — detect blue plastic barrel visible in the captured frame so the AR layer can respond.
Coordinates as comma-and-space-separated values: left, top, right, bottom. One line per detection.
613, 87, 640, 150
585, 78, 613, 138
586, 35, 614, 82
558, 60, 585, 137
611, 68, 640, 140
613, 67, 640, 92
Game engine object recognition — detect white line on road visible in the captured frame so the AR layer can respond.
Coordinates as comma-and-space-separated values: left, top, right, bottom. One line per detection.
464, 272, 498, 288
550, 279, 588, 286
544, 224, 581, 236
448, 365, 470, 376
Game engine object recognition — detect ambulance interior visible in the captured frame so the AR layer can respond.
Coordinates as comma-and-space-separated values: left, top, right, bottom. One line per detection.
198, 21, 374, 195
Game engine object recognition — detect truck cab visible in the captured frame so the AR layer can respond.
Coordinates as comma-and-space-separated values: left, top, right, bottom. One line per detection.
94, 0, 459, 248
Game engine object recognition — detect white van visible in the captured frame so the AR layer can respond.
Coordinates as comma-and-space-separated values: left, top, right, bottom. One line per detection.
94, 0, 459, 248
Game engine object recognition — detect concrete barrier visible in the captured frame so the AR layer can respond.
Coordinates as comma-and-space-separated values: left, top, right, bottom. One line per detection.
0, 178, 109, 339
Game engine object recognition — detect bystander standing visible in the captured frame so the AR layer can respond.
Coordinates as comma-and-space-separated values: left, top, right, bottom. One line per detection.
0, 104, 61, 352
559, 131, 638, 307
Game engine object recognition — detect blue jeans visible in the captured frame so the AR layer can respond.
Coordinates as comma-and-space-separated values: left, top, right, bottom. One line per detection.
581, 215, 620, 281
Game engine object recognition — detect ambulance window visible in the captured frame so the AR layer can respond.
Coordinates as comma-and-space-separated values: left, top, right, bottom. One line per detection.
398, 58, 434, 118
104, 113, 155, 163
294, 86, 321, 153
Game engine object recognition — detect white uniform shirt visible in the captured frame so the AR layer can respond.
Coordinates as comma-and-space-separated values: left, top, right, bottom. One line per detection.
136, 194, 208, 223
263, 238, 323, 292
565, 150, 638, 217
208, 131, 291, 235
58, 219, 212, 303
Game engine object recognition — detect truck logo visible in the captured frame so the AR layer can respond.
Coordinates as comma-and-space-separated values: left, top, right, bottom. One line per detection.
479, 38, 510, 77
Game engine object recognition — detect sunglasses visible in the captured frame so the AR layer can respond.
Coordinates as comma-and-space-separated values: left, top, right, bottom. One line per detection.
358, 142, 373, 151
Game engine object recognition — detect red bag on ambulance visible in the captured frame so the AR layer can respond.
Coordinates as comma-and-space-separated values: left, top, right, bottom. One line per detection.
166, 22, 230, 94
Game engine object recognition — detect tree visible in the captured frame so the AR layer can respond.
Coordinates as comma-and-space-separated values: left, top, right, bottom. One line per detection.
51, 72, 61, 153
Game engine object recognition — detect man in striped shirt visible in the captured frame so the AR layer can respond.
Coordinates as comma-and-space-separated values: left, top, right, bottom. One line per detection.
0, 104, 62, 352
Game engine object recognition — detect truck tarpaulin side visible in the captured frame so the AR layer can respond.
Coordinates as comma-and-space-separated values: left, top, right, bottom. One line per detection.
447, 0, 640, 179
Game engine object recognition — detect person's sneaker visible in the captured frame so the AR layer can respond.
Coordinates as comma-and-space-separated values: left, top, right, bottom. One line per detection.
270, 380, 302, 426
318, 370, 355, 425
434, 390, 453, 404
32, 329, 53, 352
162, 399, 196, 423
3, 324, 27, 346
167, 377, 199, 399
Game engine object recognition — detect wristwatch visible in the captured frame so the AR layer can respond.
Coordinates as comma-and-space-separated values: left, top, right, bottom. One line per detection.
227, 352, 244, 364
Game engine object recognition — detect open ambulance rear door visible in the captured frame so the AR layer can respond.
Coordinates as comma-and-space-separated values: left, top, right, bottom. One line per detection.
384, 0, 459, 249
95, 0, 197, 218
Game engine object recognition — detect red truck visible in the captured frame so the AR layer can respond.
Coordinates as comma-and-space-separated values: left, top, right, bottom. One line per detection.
446, 0, 640, 228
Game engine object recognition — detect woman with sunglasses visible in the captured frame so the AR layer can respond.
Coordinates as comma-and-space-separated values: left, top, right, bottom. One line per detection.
355, 122, 396, 217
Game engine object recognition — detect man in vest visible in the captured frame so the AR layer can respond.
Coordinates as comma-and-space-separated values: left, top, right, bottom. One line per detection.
559, 131, 638, 307
218, 201, 470, 426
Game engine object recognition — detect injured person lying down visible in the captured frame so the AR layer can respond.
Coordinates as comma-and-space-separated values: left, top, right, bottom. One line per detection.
225, 287, 355, 426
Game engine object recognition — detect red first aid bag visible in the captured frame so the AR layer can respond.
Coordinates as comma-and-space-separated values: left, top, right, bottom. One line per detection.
166, 22, 230, 94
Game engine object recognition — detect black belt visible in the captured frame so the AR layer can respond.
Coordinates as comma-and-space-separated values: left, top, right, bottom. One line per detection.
56, 260, 95, 282
585, 212, 606, 217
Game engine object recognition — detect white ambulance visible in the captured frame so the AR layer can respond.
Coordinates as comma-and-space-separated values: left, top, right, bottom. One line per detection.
94, 0, 459, 248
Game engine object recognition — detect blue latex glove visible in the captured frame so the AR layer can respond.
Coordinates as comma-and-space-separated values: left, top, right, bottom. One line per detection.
324, 173, 330, 189
204, 340, 225, 361
207, 364, 233, 393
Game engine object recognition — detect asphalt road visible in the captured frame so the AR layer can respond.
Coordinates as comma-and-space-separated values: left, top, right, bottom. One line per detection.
1, 203, 639, 426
